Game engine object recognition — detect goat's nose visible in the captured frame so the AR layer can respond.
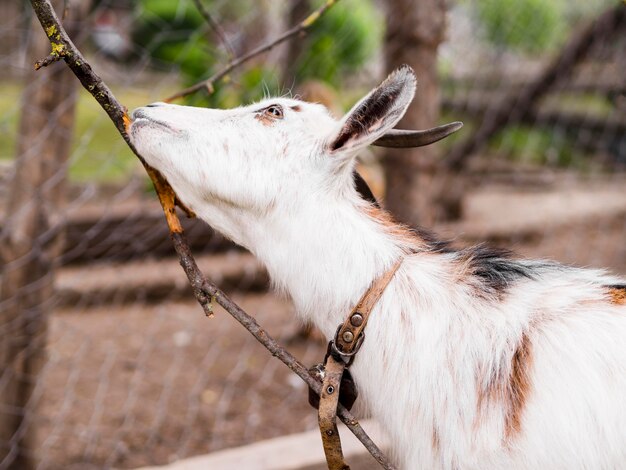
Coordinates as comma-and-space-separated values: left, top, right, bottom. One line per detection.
146, 102, 167, 108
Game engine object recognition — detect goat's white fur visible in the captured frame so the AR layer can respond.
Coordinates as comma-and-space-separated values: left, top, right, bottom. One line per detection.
130, 66, 626, 469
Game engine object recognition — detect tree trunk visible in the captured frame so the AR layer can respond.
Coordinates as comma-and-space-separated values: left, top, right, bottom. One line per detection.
282, 0, 309, 83
0, 3, 86, 467
382, 0, 459, 225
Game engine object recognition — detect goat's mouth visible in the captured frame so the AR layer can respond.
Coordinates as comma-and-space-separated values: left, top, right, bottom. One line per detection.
130, 109, 178, 135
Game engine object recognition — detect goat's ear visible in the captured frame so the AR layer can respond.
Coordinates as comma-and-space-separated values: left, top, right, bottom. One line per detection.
328, 65, 416, 154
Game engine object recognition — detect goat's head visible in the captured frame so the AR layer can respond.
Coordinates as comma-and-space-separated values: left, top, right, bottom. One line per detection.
129, 66, 454, 242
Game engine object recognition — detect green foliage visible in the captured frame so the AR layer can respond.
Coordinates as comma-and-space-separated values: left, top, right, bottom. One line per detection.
295, 0, 383, 86
132, 0, 216, 81
475, 0, 567, 54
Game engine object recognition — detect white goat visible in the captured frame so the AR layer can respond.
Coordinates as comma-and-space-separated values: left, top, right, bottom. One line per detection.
130, 66, 626, 470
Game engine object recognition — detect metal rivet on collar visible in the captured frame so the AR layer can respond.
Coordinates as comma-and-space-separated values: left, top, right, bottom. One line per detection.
350, 313, 363, 327
342, 330, 354, 343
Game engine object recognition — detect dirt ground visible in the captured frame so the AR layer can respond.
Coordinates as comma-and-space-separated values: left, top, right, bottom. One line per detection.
32, 177, 626, 469
38, 295, 326, 469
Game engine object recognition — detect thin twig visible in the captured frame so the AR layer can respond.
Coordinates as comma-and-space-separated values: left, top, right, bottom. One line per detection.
29, 1, 395, 468
34, 51, 63, 69
165, 0, 339, 102
191, 0, 236, 60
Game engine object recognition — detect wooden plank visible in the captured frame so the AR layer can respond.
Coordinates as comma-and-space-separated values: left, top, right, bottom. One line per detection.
60, 211, 242, 265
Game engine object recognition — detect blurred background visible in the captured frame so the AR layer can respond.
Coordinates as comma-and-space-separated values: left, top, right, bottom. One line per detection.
1, 0, 624, 468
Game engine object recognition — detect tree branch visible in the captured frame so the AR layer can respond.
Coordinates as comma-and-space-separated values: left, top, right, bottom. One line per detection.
34, 51, 64, 69
29, 1, 395, 468
165, 0, 339, 102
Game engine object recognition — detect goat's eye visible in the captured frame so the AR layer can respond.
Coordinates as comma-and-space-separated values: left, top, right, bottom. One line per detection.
264, 105, 284, 119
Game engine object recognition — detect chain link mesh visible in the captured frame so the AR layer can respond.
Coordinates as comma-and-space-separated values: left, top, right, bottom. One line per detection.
1, 0, 624, 468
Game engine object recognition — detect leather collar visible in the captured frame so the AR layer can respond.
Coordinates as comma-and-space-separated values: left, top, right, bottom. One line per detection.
331, 258, 404, 363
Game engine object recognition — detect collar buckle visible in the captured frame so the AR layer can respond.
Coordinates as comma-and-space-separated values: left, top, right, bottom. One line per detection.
329, 325, 365, 367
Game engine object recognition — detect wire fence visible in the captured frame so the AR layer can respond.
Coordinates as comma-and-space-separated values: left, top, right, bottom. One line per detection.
1, 0, 624, 469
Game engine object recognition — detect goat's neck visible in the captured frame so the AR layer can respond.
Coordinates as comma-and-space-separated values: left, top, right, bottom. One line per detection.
251, 197, 412, 337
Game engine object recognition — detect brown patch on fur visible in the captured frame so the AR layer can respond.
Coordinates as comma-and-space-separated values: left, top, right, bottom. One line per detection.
290, 105, 302, 112
223, 142, 229, 153
607, 285, 626, 305
432, 428, 440, 453
475, 333, 533, 440
363, 205, 426, 250
506, 333, 532, 437
254, 114, 274, 126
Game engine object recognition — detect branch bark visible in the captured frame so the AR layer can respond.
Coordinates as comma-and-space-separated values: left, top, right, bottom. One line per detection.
27, 1, 395, 468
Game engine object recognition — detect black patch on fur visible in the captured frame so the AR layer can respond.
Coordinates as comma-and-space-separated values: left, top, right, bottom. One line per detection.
460, 245, 538, 294
607, 284, 626, 290
353, 171, 380, 208
412, 226, 454, 253
411, 232, 547, 294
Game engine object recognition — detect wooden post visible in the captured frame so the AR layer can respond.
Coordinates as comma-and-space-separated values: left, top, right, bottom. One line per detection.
382, 0, 457, 224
